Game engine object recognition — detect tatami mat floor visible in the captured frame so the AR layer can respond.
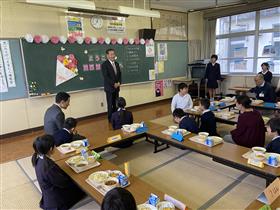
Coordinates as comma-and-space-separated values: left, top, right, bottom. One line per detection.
0, 115, 269, 210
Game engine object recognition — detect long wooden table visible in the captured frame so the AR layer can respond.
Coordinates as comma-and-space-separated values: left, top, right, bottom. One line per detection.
52, 122, 163, 162
229, 87, 251, 95
56, 158, 167, 206
146, 124, 280, 185
251, 102, 280, 111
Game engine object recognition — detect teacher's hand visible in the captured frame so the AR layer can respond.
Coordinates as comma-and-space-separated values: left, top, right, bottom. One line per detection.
114, 83, 119, 89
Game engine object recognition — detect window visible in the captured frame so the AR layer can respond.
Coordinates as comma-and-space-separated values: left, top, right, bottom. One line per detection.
215, 7, 280, 74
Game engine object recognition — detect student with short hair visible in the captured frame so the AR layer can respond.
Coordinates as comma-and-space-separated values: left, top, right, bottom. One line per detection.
173, 108, 198, 133
205, 54, 221, 99
249, 74, 276, 103
199, 98, 218, 136
32, 135, 85, 209
224, 95, 265, 148
258, 62, 272, 83
111, 97, 133, 130
53, 117, 77, 146
44, 92, 70, 135
266, 117, 280, 154
171, 83, 193, 113
101, 187, 137, 210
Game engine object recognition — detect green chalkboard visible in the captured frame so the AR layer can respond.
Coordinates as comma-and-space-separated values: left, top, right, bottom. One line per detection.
0, 39, 27, 101
155, 41, 188, 79
22, 40, 154, 96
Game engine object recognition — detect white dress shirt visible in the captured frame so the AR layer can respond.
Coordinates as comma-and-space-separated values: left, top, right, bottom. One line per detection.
171, 93, 193, 112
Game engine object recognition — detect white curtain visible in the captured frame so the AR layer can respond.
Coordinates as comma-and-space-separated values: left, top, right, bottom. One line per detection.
188, 40, 201, 63
202, 19, 217, 59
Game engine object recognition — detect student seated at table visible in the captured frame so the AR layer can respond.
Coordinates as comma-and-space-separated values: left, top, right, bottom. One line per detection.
53, 117, 85, 146
111, 97, 133, 130
224, 95, 265, 148
249, 74, 276, 103
258, 62, 273, 83
173, 108, 198, 133
32, 135, 86, 210
44, 92, 70, 135
266, 117, 280, 154
199, 98, 218, 136
101, 187, 137, 210
171, 83, 193, 112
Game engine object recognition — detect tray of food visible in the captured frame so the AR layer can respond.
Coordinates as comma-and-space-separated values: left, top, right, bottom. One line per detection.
214, 111, 236, 120
57, 139, 89, 154
189, 132, 223, 147
122, 123, 142, 133
137, 201, 175, 210
65, 155, 100, 173
86, 170, 130, 196
161, 126, 190, 137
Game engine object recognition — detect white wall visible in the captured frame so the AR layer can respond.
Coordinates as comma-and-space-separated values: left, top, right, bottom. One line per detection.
0, 1, 204, 135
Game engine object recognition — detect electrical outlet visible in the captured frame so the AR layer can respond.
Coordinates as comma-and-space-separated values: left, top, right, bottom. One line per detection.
101, 102, 104, 107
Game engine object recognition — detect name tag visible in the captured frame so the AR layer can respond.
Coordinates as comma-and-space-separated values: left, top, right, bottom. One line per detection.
259, 92, 264, 98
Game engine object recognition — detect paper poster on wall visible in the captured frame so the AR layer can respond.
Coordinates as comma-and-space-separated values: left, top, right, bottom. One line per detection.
0, 50, 8, 93
164, 79, 172, 88
66, 16, 84, 38
56, 54, 78, 86
146, 43, 155, 57
149, 69, 155, 80
0, 40, 16, 87
157, 61, 165, 73
155, 80, 163, 97
157, 43, 168, 61
107, 17, 126, 33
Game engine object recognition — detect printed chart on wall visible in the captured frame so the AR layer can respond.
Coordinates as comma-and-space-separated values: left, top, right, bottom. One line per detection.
0, 39, 27, 101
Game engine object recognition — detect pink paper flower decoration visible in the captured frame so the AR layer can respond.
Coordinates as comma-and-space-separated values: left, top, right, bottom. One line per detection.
84, 36, 91, 44
123, 38, 129, 45
145, 39, 150, 45
57, 55, 64, 62
69, 54, 75, 60
134, 38, 140, 45
34, 35, 42, 44
50, 36, 59, 44
111, 38, 117, 45
98, 37, 104, 44
67, 36, 76, 44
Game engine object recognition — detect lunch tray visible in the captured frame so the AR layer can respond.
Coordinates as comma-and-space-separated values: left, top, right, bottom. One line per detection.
66, 160, 101, 173
161, 129, 190, 137
189, 136, 223, 147
242, 151, 280, 168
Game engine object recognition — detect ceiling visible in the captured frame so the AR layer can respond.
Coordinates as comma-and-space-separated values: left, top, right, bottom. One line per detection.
151, 0, 252, 12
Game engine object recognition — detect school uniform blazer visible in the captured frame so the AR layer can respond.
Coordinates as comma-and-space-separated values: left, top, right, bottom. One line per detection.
44, 104, 65, 135
200, 111, 218, 136
179, 116, 199, 134
250, 82, 276, 103
53, 129, 73, 147
35, 156, 85, 209
111, 110, 133, 130
266, 137, 280, 154
101, 59, 121, 93
258, 71, 273, 83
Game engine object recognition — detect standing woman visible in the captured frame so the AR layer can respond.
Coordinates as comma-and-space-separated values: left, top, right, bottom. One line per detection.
205, 54, 221, 99
32, 135, 85, 210
258, 62, 272, 83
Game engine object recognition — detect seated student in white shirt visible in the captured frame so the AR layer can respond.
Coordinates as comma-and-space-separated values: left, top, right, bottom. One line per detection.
171, 83, 193, 112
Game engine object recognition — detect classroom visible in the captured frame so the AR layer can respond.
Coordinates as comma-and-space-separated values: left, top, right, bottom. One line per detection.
0, 0, 280, 209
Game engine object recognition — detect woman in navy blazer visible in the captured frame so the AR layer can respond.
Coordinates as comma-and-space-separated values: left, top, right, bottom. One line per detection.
32, 135, 85, 210
111, 97, 133, 130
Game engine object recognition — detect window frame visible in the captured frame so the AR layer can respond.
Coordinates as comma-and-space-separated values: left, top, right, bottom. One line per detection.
215, 8, 280, 75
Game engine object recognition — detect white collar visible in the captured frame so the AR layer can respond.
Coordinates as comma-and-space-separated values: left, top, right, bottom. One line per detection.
38, 154, 44, 159
180, 116, 186, 121
260, 82, 265, 87
54, 103, 61, 109
272, 136, 280, 141
63, 128, 71, 134
109, 59, 115, 65
178, 93, 187, 97
203, 109, 210, 114
118, 108, 125, 111
262, 70, 268, 75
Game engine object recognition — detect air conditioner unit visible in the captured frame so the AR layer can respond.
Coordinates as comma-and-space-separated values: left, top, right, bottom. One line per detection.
25, 0, 96, 11
119, 6, 160, 18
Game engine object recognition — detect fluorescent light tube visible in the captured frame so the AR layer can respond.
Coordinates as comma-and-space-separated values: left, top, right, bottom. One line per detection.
25, 0, 96, 10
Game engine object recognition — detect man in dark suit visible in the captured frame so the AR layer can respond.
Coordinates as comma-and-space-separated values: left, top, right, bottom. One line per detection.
250, 74, 276, 103
44, 92, 70, 135
102, 49, 122, 121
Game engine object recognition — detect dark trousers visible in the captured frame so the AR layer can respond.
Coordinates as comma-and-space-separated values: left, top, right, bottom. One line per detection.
105, 91, 119, 121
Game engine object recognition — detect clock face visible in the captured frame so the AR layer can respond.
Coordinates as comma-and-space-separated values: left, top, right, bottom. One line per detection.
91, 16, 103, 29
